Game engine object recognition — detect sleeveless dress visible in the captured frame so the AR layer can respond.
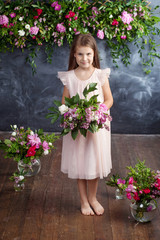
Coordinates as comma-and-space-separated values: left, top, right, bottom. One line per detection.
57, 68, 112, 179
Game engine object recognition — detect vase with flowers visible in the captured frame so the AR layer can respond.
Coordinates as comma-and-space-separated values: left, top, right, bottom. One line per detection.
0, 125, 58, 191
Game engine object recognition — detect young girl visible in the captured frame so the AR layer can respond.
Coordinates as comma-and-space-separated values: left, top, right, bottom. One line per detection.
57, 33, 113, 216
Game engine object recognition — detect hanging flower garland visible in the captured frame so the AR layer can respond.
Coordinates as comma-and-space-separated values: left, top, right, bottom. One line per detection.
0, 0, 160, 74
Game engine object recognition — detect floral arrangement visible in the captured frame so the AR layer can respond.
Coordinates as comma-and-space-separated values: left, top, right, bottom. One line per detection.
106, 160, 160, 220
0, 0, 160, 74
0, 125, 58, 190
47, 83, 112, 140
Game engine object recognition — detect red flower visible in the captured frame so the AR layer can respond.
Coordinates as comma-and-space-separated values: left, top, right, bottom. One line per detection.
34, 16, 39, 19
69, 11, 75, 17
26, 145, 36, 157
133, 192, 140, 201
36, 9, 43, 15
112, 19, 119, 26
143, 188, 150, 194
65, 14, 70, 19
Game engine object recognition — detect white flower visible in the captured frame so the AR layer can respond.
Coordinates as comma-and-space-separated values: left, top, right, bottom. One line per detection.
25, 24, 30, 30
19, 175, 24, 181
69, 28, 72, 31
18, 30, 25, 36
12, 132, 16, 136
69, 116, 72, 121
140, 204, 144, 208
44, 150, 49, 155
30, 131, 34, 135
13, 125, 17, 129
49, 142, 52, 146
19, 17, 24, 21
58, 104, 69, 115
109, 14, 113, 18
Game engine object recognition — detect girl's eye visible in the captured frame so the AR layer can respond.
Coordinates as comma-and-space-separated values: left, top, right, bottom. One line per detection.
87, 53, 91, 55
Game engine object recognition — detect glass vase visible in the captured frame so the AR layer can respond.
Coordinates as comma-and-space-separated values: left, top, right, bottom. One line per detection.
130, 201, 157, 222
115, 188, 125, 200
18, 159, 41, 177
14, 182, 25, 192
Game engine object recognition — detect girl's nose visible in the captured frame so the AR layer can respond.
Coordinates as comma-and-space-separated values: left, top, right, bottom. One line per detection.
83, 55, 87, 60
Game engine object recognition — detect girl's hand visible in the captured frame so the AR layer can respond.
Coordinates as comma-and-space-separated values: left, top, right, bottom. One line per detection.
102, 76, 113, 110
62, 86, 70, 104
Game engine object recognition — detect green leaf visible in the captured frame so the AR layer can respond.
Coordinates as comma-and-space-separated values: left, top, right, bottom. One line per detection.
80, 128, 87, 138
48, 107, 59, 113
73, 93, 80, 104
4, 139, 12, 145
50, 114, 60, 124
71, 128, 78, 140
53, 100, 61, 107
83, 83, 97, 98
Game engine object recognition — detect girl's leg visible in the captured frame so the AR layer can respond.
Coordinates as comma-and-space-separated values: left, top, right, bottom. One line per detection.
77, 179, 94, 216
87, 178, 104, 215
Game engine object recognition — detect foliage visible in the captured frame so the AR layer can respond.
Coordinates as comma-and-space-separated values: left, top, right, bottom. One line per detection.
0, 0, 160, 74
46, 83, 112, 140
0, 125, 58, 190
106, 160, 160, 210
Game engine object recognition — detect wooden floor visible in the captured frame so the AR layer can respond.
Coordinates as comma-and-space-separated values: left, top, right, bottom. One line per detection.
0, 133, 160, 240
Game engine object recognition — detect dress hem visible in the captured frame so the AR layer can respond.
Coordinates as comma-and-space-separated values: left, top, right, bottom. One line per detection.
61, 168, 112, 180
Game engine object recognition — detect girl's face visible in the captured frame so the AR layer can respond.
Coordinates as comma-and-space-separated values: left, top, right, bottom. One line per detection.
74, 46, 94, 69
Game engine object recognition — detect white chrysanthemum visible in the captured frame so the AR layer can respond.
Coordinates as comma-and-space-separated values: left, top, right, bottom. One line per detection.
25, 24, 30, 30
30, 131, 34, 135
13, 125, 17, 129
19, 17, 23, 21
18, 30, 25, 36
44, 150, 49, 155
49, 142, 52, 146
19, 175, 24, 181
58, 104, 69, 115
12, 132, 16, 136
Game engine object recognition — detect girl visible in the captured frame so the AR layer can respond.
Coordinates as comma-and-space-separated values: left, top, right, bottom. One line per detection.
58, 33, 113, 216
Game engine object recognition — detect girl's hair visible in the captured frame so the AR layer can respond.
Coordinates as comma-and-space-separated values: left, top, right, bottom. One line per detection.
68, 33, 100, 70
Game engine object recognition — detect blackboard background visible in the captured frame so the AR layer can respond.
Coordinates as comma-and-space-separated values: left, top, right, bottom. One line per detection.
0, 0, 160, 134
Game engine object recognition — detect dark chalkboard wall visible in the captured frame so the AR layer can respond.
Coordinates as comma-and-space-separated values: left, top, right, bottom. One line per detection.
0, 0, 160, 134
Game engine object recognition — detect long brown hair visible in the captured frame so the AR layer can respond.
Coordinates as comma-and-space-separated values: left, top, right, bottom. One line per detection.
68, 33, 100, 70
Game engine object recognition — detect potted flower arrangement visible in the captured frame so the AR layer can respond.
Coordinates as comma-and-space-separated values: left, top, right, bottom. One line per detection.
0, 125, 58, 191
46, 83, 112, 140
0, 0, 159, 74
106, 160, 160, 222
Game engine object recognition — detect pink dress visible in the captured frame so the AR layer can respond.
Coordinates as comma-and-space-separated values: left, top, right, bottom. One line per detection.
57, 68, 112, 179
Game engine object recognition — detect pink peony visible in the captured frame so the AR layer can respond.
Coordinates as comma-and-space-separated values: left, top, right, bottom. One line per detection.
127, 25, 132, 30
10, 12, 16, 18
0, 15, 9, 25
27, 133, 41, 148
97, 30, 104, 39
51, 1, 58, 7
29, 26, 39, 35
121, 35, 127, 39
56, 23, 66, 33
42, 141, 50, 151
120, 11, 134, 24
129, 177, 134, 184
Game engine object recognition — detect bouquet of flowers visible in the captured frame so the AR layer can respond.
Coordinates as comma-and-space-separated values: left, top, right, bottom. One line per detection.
47, 83, 112, 140
0, 125, 58, 190
106, 174, 128, 196
106, 160, 160, 221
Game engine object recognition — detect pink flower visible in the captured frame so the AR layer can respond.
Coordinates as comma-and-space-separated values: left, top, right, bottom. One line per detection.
127, 25, 132, 30
133, 192, 140, 201
0, 15, 9, 25
120, 11, 134, 24
27, 133, 41, 148
74, 16, 78, 20
117, 178, 126, 185
51, 1, 58, 7
56, 23, 66, 33
10, 12, 16, 18
9, 31, 14, 35
121, 35, 127, 39
126, 193, 132, 200
129, 177, 134, 184
97, 30, 104, 39
75, 31, 80, 35
42, 141, 50, 151
125, 184, 135, 192
29, 26, 39, 35
78, 7, 82, 10
147, 205, 152, 212
92, 7, 99, 14
55, 4, 61, 11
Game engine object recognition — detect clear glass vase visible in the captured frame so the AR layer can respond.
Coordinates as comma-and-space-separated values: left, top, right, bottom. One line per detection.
115, 188, 125, 199
130, 201, 157, 222
18, 159, 41, 177
14, 182, 25, 191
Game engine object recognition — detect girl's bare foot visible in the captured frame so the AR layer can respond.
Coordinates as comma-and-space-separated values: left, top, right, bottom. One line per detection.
81, 202, 95, 216
89, 199, 104, 216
